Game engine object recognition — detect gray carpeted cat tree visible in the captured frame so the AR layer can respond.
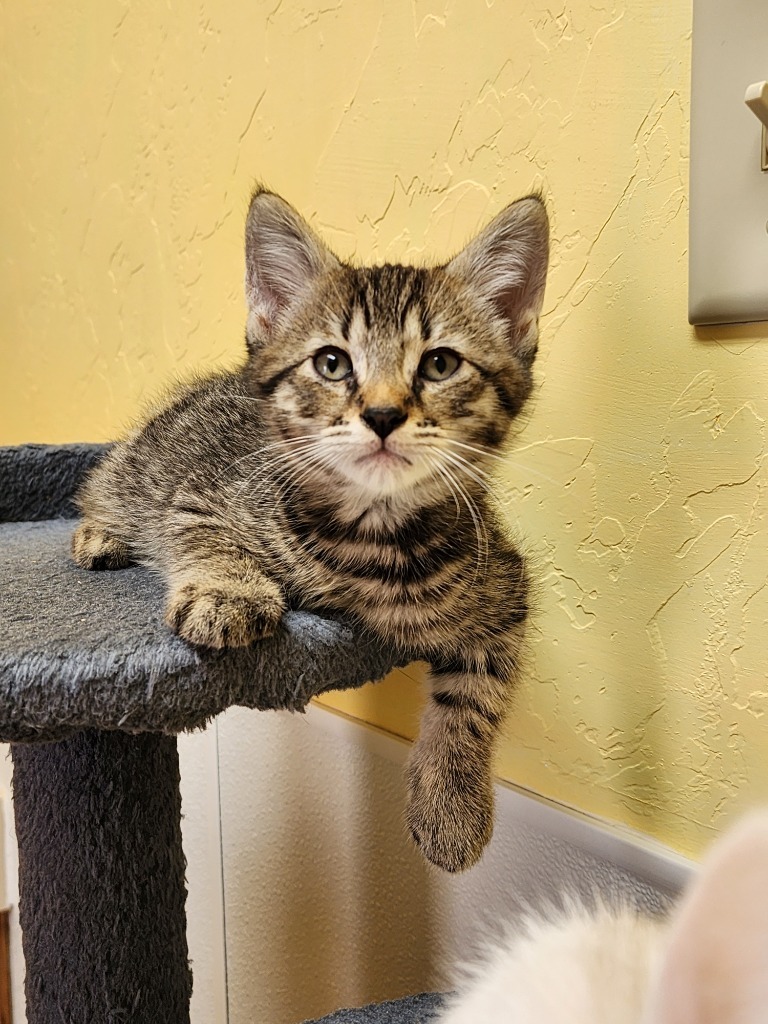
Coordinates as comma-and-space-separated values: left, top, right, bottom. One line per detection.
0, 443, 445, 1023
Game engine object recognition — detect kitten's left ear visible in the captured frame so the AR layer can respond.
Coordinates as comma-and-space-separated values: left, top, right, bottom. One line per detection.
446, 196, 549, 362
244, 188, 340, 347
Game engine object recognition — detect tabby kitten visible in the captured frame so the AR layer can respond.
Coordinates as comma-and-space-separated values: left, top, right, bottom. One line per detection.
439, 812, 768, 1023
72, 188, 549, 872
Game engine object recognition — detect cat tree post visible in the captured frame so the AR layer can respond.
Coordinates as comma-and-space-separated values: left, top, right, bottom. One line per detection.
12, 731, 191, 1022
0, 443, 412, 1024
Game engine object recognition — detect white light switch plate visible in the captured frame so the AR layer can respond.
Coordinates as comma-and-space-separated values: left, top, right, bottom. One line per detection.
689, 0, 768, 325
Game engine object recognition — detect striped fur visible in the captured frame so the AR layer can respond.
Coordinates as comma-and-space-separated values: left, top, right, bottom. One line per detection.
73, 188, 549, 872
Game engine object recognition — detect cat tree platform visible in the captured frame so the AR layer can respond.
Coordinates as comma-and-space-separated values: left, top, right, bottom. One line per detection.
0, 443, 442, 1024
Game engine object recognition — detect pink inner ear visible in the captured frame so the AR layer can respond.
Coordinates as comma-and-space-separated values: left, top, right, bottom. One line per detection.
244, 192, 338, 337
444, 197, 549, 359
645, 813, 768, 1024
247, 243, 315, 329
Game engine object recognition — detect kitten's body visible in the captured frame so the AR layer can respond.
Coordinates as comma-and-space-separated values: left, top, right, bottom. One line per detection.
73, 191, 549, 872
80, 368, 521, 648
440, 813, 768, 1023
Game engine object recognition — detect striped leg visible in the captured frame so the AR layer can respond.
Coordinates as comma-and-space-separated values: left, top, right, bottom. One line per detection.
405, 642, 520, 872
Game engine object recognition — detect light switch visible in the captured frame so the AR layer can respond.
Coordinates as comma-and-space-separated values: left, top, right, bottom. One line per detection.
689, 0, 768, 325
744, 80, 768, 171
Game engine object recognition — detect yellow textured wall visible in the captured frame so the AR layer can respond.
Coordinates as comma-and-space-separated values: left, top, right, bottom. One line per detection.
3, 0, 767, 858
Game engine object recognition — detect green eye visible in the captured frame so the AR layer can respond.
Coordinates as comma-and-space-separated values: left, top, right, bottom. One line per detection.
418, 348, 461, 382
313, 347, 352, 381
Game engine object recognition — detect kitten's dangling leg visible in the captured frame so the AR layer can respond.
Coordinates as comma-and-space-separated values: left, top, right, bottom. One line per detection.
405, 638, 522, 872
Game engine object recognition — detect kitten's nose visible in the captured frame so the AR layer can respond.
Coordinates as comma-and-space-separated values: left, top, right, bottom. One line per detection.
362, 406, 407, 439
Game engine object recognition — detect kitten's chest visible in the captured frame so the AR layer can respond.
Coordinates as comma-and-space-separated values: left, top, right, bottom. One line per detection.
283, 523, 471, 641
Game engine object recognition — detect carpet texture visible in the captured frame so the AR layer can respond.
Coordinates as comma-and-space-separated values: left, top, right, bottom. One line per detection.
303, 993, 446, 1023
0, 443, 412, 742
0, 442, 106, 522
13, 730, 192, 1023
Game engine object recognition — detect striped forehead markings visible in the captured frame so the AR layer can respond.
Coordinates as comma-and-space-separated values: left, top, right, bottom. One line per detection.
339, 266, 433, 341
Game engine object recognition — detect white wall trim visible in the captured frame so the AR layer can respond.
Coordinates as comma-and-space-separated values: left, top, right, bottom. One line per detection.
308, 702, 695, 895
178, 727, 229, 1024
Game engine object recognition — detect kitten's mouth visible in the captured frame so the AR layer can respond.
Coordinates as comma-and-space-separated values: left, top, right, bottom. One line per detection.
357, 444, 411, 467
342, 440, 425, 496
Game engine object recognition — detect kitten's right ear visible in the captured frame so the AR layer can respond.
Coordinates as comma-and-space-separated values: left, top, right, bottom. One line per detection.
642, 812, 768, 1024
446, 195, 549, 364
244, 188, 339, 346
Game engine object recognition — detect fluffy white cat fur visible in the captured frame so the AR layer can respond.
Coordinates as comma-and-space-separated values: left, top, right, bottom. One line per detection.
439, 812, 768, 1024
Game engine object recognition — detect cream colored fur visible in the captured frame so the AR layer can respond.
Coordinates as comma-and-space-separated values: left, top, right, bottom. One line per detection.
440, 813, 768, 1024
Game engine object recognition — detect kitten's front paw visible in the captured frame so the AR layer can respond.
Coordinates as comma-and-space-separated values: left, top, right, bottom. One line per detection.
165, 579, 285, 648
72, 522, 133, 571
405, 749, 494, 873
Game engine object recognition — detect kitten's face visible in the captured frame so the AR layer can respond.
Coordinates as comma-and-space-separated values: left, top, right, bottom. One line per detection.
249, 264, 534, 499
243, 190, 549, 505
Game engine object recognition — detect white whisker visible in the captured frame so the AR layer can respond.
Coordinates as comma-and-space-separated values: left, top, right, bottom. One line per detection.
429, 452, 489, 584
430, 446, 494, 494
442, 436, 561, 488
441, 437, 507, 462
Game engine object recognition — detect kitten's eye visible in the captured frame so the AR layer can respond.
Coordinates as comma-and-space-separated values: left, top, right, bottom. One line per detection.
418, 348, 461, 382
313, 347, 353, 381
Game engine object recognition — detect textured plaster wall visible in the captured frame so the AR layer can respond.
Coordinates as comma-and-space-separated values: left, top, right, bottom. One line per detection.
2, 0, 768, 857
